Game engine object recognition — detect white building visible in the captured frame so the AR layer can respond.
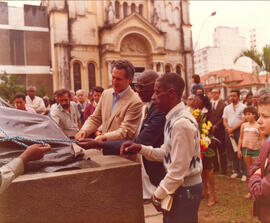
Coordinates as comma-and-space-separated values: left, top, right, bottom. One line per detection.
0, 2, 52, 93
194, 26, 252, 76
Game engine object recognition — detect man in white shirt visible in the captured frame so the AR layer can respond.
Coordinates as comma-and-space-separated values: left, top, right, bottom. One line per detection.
26, 86, 46, 114
223, 89, 247, 180
120, 73, 202, 223
13, 93, 36, 114
50, 89, 81, 138
0, 144, 51, 194
76, 89, 88, 125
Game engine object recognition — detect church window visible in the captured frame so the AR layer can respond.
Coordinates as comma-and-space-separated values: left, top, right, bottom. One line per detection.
139, 4, 143, 16
88, 63, 96, 91
156, 63, 161, 72
176, 65, 181, 76
165, 64, 171, 73
115, 1, 120, 19
123, 2, 128, 17
73, 62, 81, 91
131, 3, 136, 13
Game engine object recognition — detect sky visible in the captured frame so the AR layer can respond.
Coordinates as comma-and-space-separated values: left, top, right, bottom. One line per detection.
190, 1, 270, 51
3, 0, 270, 52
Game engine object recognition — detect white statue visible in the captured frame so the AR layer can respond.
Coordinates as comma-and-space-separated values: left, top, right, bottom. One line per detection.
105, 2, 114, 25
151, 8, 159, 27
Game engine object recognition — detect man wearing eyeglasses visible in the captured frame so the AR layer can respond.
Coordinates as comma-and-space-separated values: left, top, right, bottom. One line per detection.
75, 60, 142, 142
119, 73, 202, 223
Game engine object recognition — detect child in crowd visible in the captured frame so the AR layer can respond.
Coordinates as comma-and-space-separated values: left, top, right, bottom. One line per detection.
238, 106, 264, 198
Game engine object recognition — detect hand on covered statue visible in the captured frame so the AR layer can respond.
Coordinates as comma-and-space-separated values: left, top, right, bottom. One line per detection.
95, 135, 107, 142
20, 144, 51, 164
76, 138, 103, 150
120, 141, 142, 156
75, 130, 87, 140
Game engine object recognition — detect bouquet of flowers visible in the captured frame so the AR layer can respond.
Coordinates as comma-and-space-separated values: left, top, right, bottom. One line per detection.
192, 109, 216, 158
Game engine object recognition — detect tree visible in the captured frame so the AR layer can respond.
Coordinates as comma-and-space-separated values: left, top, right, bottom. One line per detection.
234, 44, 270, 89
0, 72, 26, 103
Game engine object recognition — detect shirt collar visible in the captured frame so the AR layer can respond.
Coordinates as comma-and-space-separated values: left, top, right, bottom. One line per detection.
112, 86, 130, 98
202, 107, 208, 114
58, 103, 70, 113
166, 101, 185, 120
147, 101, 153, 109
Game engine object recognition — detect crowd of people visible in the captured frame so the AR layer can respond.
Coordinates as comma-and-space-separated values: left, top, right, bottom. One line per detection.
1, 60, 270, 223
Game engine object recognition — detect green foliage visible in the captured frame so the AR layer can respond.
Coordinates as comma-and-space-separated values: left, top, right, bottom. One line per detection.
36, 84, 49, 98
203, 148, 215, 157
235, 44, 270, 89
0, 72, 26, 103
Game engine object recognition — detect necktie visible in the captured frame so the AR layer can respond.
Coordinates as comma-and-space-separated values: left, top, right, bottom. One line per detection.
213, 101, 217, 111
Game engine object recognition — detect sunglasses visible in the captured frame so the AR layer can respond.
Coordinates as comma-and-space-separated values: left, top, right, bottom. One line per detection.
134, 81, 155, 91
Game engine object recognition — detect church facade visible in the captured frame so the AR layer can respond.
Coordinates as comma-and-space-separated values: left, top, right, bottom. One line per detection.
41, 0, 194, 96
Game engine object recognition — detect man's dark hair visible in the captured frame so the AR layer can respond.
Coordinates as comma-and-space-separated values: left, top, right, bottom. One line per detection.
93, 86, 104, 93
211, 88, 220, 93
196, 87, 204, 95
57, 88, 71, 98
111, 60, 135, 79
258, 90, 270, 105
157, 73, 185, 97
14, 93, 26, 101
246, 91, 253, 98
243, 106, 259, 120
196, 94, 212, 111
192, 74, 201, 84
231, 89, 240, 97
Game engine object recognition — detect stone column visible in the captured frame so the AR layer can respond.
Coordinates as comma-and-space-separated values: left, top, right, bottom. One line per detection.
153, 62, 157, 71
161, 63, 165, 73
107, 61, 112, 86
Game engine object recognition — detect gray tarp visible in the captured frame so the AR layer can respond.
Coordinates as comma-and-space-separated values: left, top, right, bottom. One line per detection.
0, 105, 98, 173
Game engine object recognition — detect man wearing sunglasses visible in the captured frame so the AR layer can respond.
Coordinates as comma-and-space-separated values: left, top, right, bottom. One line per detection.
120, 73, 202, 223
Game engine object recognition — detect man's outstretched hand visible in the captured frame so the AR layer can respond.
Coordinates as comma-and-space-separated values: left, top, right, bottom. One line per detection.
76, 138, 103, 150
120, 141, 142, 155
75, 130, 87, 140
20, 144, 51, 164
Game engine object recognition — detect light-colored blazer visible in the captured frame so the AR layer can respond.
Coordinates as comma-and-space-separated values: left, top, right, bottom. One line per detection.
81, 87, 142, 141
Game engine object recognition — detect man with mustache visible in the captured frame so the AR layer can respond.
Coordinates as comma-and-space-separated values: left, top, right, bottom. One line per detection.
50, 89, 82, 138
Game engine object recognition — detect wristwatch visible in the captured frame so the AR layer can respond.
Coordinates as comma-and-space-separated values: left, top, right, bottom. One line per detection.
152, 195, 161, 206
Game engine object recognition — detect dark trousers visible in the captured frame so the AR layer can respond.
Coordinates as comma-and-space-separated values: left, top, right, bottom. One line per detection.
212, 131, 227, 173
225, 129, 247, 176
163, 183, 202, 223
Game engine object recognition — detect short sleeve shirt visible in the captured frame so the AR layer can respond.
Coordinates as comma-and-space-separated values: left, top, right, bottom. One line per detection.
222, 102, 246, 128
50, 101, 80, 137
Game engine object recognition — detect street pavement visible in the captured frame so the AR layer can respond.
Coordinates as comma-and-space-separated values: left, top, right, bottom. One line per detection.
144, 203, 163, 223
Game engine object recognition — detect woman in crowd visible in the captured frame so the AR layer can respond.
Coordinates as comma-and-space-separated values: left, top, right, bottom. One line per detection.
237, 106, 264, 199
194, 94, 216, 206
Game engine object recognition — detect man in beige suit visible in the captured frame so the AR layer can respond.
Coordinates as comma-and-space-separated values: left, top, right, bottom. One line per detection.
75, 60, 142, 142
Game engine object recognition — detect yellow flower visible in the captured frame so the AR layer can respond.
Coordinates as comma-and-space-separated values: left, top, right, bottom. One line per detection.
202, 123, 207, 129
202, 128, 208, 135
192, 109, 200, 119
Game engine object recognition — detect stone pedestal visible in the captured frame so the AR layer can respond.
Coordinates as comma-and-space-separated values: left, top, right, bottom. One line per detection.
0, 154, 144, 223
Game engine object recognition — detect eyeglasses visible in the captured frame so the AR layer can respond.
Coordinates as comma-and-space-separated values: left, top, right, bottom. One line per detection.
134, 81, 155, 91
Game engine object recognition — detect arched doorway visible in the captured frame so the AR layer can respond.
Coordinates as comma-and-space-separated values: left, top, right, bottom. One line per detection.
120, 33, 152, 81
